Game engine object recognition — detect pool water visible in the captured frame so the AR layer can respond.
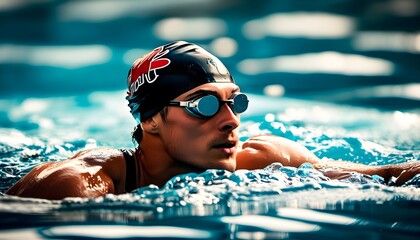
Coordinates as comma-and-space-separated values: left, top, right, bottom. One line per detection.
0, 91, 419, 239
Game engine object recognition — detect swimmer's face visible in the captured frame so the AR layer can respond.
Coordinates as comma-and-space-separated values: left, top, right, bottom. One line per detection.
156, 82, 240, 171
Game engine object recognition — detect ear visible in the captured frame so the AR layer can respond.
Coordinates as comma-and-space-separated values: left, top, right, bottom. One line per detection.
142, 117, 159, 134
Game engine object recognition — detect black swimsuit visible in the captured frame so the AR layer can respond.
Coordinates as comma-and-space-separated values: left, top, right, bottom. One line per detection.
120, 148, 138, 192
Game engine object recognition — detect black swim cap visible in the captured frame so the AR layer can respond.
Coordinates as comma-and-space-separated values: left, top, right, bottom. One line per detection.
126, 41, 235, 123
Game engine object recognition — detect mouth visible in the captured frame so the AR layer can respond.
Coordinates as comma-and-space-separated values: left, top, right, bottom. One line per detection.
212, 139, 238, 157
211, 137, 238, 156
213, 141, 236, 149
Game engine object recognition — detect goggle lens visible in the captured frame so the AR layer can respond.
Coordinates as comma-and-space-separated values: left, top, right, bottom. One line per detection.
195, 95, 219, 117
232, 93, 248, 114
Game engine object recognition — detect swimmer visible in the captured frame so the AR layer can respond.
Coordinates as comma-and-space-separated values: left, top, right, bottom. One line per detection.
6, 41, 420, 200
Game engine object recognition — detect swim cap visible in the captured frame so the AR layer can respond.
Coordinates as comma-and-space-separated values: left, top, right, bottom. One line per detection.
126, 41, 235, 123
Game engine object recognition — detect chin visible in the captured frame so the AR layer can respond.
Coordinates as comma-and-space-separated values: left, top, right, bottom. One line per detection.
214, 157, 236, 172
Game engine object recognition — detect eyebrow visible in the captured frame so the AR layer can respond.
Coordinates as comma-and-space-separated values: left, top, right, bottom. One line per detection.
186, 87, 240, 100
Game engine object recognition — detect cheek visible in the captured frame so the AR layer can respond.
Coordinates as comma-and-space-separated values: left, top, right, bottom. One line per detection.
162, 112, 208, 158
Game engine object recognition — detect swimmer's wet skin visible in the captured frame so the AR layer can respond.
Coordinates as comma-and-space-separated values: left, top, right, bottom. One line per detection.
6, 41, 420, 200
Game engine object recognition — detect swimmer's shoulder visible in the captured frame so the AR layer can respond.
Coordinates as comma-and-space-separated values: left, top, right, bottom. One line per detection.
70, 147, 131, 180
236, 135, 319, 170
70, 147, 125, 162
6, 147, 134, 199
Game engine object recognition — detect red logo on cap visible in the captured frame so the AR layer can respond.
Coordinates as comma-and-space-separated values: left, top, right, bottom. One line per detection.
128, 46, 171, 95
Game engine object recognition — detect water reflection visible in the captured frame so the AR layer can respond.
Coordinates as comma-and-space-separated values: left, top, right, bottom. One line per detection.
242, 12, 354, 39
154, 17, 227, 41
237, 52, 394, 76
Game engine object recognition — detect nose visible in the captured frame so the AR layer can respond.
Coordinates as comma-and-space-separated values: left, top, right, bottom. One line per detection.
217, 104, 240, 132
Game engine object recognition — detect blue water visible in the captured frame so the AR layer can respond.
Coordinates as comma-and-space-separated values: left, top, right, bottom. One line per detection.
0, 91, 419, 239
1, 0, 420, 239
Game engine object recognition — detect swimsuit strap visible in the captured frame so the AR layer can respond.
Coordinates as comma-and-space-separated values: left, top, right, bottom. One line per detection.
120, 148, 138, 192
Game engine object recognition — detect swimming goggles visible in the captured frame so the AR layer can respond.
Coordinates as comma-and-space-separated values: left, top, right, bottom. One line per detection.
168, 93, 249, 119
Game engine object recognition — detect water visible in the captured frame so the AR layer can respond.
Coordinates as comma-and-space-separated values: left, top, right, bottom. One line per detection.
0, 91, 419, 239
1, 0, 420, 238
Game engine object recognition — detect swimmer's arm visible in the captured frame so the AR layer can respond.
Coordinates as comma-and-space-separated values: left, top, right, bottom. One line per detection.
6, 148, 126, 200
313, 160, 420, 185
236, 135, 419, 184
5, 160, 116, 200
236, 135, 319, 170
